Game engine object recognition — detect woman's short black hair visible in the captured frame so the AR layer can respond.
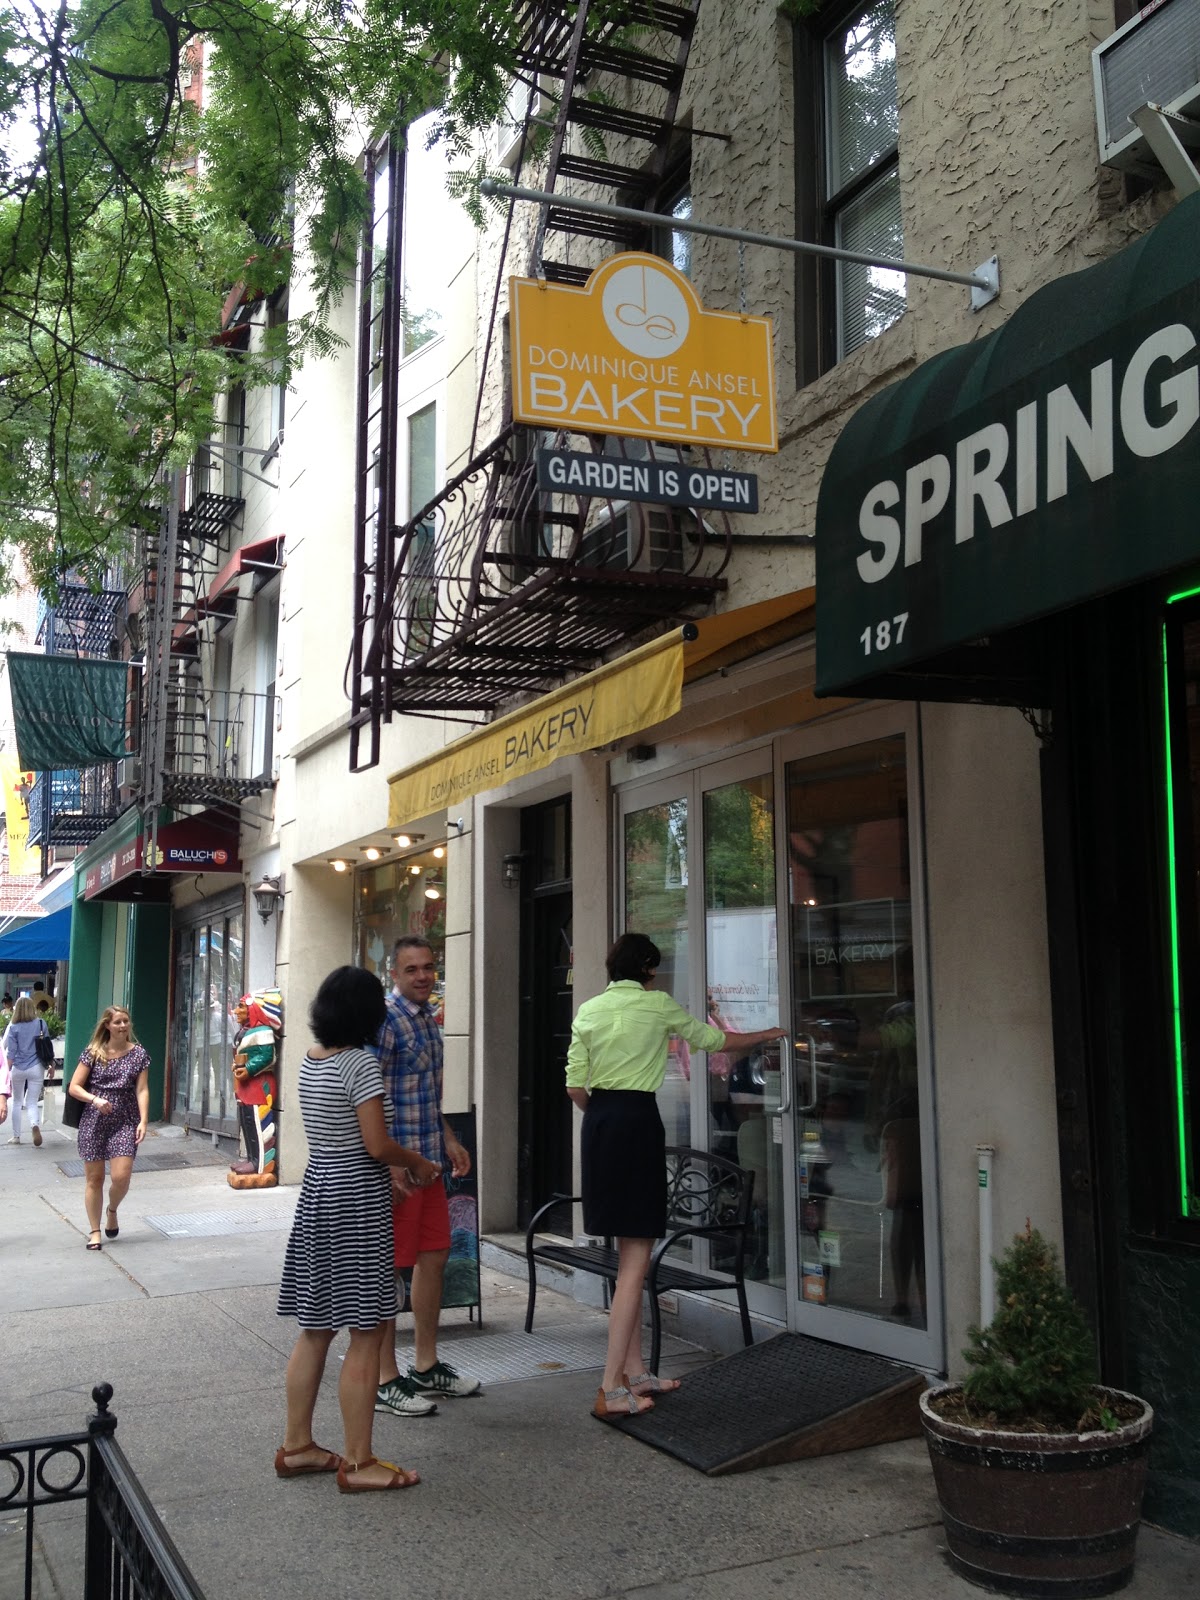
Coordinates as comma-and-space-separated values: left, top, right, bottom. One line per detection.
309, 966, 387, 1048
606, 932, 661, 983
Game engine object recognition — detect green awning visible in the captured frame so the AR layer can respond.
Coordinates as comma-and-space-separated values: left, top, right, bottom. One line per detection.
816, 191, 1200, 697
7, 653, 129, 770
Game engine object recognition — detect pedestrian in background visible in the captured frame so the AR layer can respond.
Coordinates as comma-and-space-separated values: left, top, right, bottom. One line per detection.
567, 932, 786, 1419
276, 965, 442, 1493
4, 995, 48, 1147
68, 1006, 150, 1250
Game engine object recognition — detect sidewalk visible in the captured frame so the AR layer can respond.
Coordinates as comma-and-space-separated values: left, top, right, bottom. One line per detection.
2, 1113, 1197, 1600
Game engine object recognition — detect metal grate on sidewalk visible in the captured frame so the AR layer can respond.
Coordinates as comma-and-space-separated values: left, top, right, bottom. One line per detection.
142, 1201, 297, 1237
388, 1322, 699, 1386
58, 1153, 193, 1178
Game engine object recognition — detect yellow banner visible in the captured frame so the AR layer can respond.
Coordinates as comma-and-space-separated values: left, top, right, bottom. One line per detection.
389, 634, 684, 827
1, 753, 39, 875
511, 252, 777, 454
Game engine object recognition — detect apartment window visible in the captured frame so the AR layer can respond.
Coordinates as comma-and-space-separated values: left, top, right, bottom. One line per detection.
401, 110, 452, 357
406, 402, 438, 649
795, 0, 905, 378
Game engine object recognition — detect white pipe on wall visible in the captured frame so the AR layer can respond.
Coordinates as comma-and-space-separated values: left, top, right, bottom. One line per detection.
977, 1144, 996, 1327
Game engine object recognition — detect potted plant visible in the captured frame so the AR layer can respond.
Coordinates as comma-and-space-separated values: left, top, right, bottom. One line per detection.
920, 1223, 1153, 1597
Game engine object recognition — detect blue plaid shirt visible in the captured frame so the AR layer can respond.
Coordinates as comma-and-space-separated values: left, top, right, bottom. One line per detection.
375, 990, 445, 1163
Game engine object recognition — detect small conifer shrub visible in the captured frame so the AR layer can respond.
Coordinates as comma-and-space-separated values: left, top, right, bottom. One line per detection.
961, 1222, 1098, 1430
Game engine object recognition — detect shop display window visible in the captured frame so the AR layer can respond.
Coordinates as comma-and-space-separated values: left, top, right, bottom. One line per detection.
355, 850, 446, 1021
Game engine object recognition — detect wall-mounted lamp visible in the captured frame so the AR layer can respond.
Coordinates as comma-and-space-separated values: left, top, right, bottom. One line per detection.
502, 852, 526, 887
447, 818, 466, 835
362, 845, 388, 862
329, 859, 349, 873
251, 874, 285, 923
393, 833, 424, 848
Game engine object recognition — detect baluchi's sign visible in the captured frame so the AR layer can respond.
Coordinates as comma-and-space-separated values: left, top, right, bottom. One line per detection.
815, 193, 1200, 696
511, 253, 777, 453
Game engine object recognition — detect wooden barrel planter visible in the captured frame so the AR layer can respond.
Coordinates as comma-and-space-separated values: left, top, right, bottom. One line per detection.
919, 1384, 1154, 1598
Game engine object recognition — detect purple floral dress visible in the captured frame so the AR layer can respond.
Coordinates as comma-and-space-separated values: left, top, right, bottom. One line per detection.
76, 1045, 150, 1161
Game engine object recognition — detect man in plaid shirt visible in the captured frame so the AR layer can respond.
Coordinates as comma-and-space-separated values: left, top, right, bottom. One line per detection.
374, 936, 480, 1416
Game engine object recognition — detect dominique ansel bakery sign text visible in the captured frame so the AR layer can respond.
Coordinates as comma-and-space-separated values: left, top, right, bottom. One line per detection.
510, 253, 777, 453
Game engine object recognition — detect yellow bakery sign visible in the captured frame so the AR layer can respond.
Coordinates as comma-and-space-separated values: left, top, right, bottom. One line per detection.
510, 252, 777, 454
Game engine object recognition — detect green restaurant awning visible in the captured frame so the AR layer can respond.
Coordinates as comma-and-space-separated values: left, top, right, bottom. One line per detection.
7, 653, 130, 770
816, 190, 1200, 698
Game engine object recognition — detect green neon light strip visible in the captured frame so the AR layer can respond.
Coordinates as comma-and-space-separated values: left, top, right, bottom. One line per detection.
1161, 621, 1191, 1216
1167, 583, 1200, 606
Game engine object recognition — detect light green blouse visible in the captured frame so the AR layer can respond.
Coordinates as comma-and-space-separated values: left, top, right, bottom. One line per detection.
566, 980, 726, 1093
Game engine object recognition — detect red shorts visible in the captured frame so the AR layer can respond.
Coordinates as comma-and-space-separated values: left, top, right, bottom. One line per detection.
392, 1182, 451, 1269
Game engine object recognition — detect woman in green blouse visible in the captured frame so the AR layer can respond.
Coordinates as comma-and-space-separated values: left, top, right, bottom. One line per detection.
567, 932, 785, 1419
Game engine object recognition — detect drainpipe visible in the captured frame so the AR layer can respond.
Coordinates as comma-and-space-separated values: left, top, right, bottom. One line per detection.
977, 1144, 996, 1327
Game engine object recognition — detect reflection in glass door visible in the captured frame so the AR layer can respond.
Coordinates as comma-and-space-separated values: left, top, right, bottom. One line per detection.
703, 771, 783, 1290
784, 732, 927, 1338
170, 903, 244, 1133
623, 789, 691, 1146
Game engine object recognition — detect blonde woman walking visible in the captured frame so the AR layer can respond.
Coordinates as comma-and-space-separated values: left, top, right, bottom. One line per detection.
3, 996, 49, 1147
68, 1007, 150, 1250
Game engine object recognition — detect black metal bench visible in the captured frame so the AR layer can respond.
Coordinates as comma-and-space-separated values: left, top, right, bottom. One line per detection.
524, 1144, 755, 1373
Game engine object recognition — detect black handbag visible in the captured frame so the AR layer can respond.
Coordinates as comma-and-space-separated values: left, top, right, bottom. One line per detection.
34, 1024, 55, 1068
61, 1089, 83, 1128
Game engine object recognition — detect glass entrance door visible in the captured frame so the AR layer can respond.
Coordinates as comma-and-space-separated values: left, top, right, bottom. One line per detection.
779, 719, 938, 1364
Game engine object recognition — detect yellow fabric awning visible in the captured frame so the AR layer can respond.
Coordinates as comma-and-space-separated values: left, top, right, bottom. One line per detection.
388, 589, 816, 828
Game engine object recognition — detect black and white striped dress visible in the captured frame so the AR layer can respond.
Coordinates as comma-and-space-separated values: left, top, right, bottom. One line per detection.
276, 1048, 399, 1331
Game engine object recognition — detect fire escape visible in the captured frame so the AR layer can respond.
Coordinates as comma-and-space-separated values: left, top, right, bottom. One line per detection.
137, 429, 279, 821
350, 0, 736, 771
27, 578, 126, 860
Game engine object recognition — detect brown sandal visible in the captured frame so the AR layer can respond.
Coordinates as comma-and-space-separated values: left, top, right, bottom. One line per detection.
274, 1442, 343, 1478
336, 1455, 419, 1492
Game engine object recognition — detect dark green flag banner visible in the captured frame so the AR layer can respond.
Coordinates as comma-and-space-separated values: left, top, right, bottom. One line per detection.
7, 653, 129, 770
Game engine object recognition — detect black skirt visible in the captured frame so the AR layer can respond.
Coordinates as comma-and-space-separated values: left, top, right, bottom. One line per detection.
581, 1089, 666, 1239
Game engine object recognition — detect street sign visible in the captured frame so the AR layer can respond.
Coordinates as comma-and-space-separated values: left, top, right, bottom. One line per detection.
536, 447, 758, 511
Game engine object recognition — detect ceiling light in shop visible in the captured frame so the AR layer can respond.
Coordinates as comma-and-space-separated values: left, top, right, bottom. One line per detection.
410, 865, 422, 876
433, 846, 445, 859
424, 887, 442, 900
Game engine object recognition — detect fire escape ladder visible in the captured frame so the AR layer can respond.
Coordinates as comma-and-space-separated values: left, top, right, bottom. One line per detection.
347, 2, 728, 772
533, 0, 701, 285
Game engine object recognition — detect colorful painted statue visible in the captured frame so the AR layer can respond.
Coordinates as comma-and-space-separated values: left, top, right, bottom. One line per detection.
228, 988, 282, 1191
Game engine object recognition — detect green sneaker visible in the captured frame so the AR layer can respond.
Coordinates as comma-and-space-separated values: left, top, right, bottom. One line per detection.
407, 1359, 481, 1398
374, 1376, 437, 1417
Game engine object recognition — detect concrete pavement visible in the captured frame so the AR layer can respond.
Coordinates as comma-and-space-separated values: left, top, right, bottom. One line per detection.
2, 1104, 1197, 1600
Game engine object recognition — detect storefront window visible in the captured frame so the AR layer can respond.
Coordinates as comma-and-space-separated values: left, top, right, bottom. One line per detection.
1162, 602, 1200, 1219
356, 850, 446, 1022
170, 900, 243, 1131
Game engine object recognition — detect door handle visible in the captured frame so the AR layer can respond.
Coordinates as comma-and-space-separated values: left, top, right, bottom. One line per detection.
777, 1034, 793, 1115
797, 1033, 819, 1113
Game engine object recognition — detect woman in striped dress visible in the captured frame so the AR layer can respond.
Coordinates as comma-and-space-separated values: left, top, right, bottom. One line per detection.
276, 966, 441, 1492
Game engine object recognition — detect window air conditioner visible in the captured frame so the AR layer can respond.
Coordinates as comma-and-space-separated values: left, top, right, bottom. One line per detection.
577, 504, 689, 574
115, 757, 142, 803
1093, 0, 1200, 172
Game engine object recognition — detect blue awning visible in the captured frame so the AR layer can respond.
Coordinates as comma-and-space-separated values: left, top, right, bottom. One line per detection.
0, 904, 72, 970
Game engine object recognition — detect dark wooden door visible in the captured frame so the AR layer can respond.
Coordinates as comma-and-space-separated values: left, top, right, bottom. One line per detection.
517, 797, 574, 1233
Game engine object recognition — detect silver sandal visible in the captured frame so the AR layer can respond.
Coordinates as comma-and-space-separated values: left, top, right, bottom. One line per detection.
592, 1383, 654, 1419
627, 1372, 680, 1394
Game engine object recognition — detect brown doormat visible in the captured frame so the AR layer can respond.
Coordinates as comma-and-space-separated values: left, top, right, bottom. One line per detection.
611, 1331, 926, 1474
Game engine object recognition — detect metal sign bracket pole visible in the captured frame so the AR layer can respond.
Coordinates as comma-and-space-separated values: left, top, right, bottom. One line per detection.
481, 178, 1001, 311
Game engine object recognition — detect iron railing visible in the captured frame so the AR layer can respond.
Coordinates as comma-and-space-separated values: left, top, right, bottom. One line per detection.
26, 763, 121, 849
1, 1383, 206, 1600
